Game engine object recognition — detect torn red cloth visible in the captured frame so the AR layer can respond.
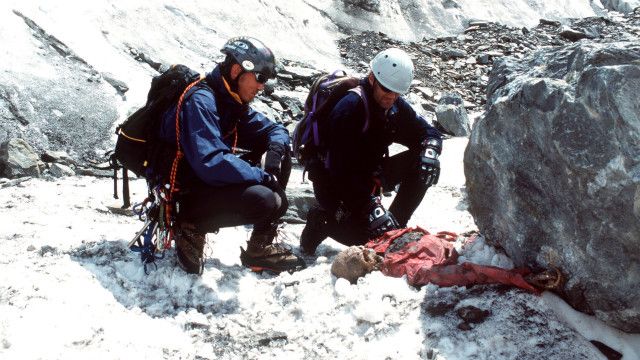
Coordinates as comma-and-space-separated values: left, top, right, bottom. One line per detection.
365, 227, 540, 294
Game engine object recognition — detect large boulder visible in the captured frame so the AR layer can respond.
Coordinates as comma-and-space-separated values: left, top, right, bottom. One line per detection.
0, 138, 43, 178
464, 42, 640, 332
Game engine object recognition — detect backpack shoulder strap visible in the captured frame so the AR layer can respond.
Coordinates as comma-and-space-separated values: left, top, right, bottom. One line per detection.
348, 85, 370, 133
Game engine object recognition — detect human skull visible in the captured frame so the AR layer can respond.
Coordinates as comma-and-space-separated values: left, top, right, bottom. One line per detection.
331, 246, 383, 284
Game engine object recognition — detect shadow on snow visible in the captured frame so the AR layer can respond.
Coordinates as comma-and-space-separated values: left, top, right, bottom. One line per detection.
68, 239, 244, 318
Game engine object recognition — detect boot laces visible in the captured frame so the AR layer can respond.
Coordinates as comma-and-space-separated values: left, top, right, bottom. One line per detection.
268, 224, 293, 254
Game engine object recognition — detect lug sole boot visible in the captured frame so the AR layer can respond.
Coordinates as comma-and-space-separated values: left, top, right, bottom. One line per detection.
175, 223, 206, 275
240, 228, 306, 273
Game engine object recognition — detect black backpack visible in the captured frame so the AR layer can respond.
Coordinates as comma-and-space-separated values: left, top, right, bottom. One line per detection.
110, 64, 207, 207
292, 70, 369, 165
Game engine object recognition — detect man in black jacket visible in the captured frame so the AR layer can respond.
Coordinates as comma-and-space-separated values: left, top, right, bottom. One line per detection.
300, 48, 443, 254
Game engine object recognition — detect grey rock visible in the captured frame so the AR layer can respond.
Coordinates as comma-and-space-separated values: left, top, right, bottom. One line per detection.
464, 26, 483, 34
0, 176, 32, 188
250, 99, 283, 124
281, 65, 321, 83
559, 26, 588, 41
0, 138, 42, 178
583, 26, 601, 39
41, 150, 75, 165
559, 26, 598, 41
421, 101, 438, 113
283, 187, 318, 224
485, 51, 505, 58
276, 73, 294, 81
465, 42, 640, 332
539, 18, 561, 27
277, 96, 304, 120
467, 20, 490, 28
435, 103, 471, 137
441, 48, 468, 59
438, 92, 465, 106
416, 86, 435, 99
49, 163, 75, 177
343, 0, 381, 13
257, 331, 288, 346
441, 0, 460, 9
102, 73, 129, 95
38, 245, 57, 257
476, 54, 491, 65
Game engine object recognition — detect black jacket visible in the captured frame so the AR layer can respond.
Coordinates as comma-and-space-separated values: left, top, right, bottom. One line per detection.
326, 78, 442, 210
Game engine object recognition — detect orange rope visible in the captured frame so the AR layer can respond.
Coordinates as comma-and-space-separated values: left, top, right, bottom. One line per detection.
165, 78, 203, 229
223, 125, 238, 154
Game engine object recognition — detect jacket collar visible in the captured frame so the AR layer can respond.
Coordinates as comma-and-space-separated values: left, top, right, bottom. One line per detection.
206, 66, 248, 113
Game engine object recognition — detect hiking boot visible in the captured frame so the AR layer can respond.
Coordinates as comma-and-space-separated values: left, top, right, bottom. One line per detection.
300, 206, 330, 255
240, 227, 306, 273
175, 222, 206, 275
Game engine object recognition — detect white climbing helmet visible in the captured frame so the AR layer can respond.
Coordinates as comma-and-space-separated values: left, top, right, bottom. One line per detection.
370, 48, 414, 94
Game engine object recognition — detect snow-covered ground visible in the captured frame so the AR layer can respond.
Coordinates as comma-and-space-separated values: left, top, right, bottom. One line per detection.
2, 138, 639, 360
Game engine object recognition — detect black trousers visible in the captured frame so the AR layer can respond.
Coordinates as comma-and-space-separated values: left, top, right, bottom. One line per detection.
178, 152, 291, 234
310, 150, 429, 246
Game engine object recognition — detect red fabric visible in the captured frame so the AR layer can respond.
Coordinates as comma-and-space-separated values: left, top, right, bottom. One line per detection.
365, 228, 540, 294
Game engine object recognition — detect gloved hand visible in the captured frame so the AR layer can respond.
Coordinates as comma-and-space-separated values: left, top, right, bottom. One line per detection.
264, 142, 287, 184
418, 138, 442, 186
365, 196, 399, 238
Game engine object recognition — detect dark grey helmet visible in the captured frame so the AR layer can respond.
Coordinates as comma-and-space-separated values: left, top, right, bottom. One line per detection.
221, 37, 277, 80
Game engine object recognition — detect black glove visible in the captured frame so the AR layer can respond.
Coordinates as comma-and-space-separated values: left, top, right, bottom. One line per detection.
264, 142, 287, 183
365, 196, 399, 238
418, 138, 441, 186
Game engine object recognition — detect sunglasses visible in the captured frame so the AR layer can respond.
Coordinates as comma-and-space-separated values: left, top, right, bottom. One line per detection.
376, 80, 398, 94
254, 72, 270, 84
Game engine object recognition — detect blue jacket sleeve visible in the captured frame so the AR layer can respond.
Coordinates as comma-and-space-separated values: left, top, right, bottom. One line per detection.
391, 98, 443, 152
178, 92, 270, 186
235, 107, 290, 151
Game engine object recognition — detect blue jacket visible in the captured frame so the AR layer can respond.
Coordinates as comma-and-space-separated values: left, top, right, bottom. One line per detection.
159, 66, 289, 186
326, 79, 442, 210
